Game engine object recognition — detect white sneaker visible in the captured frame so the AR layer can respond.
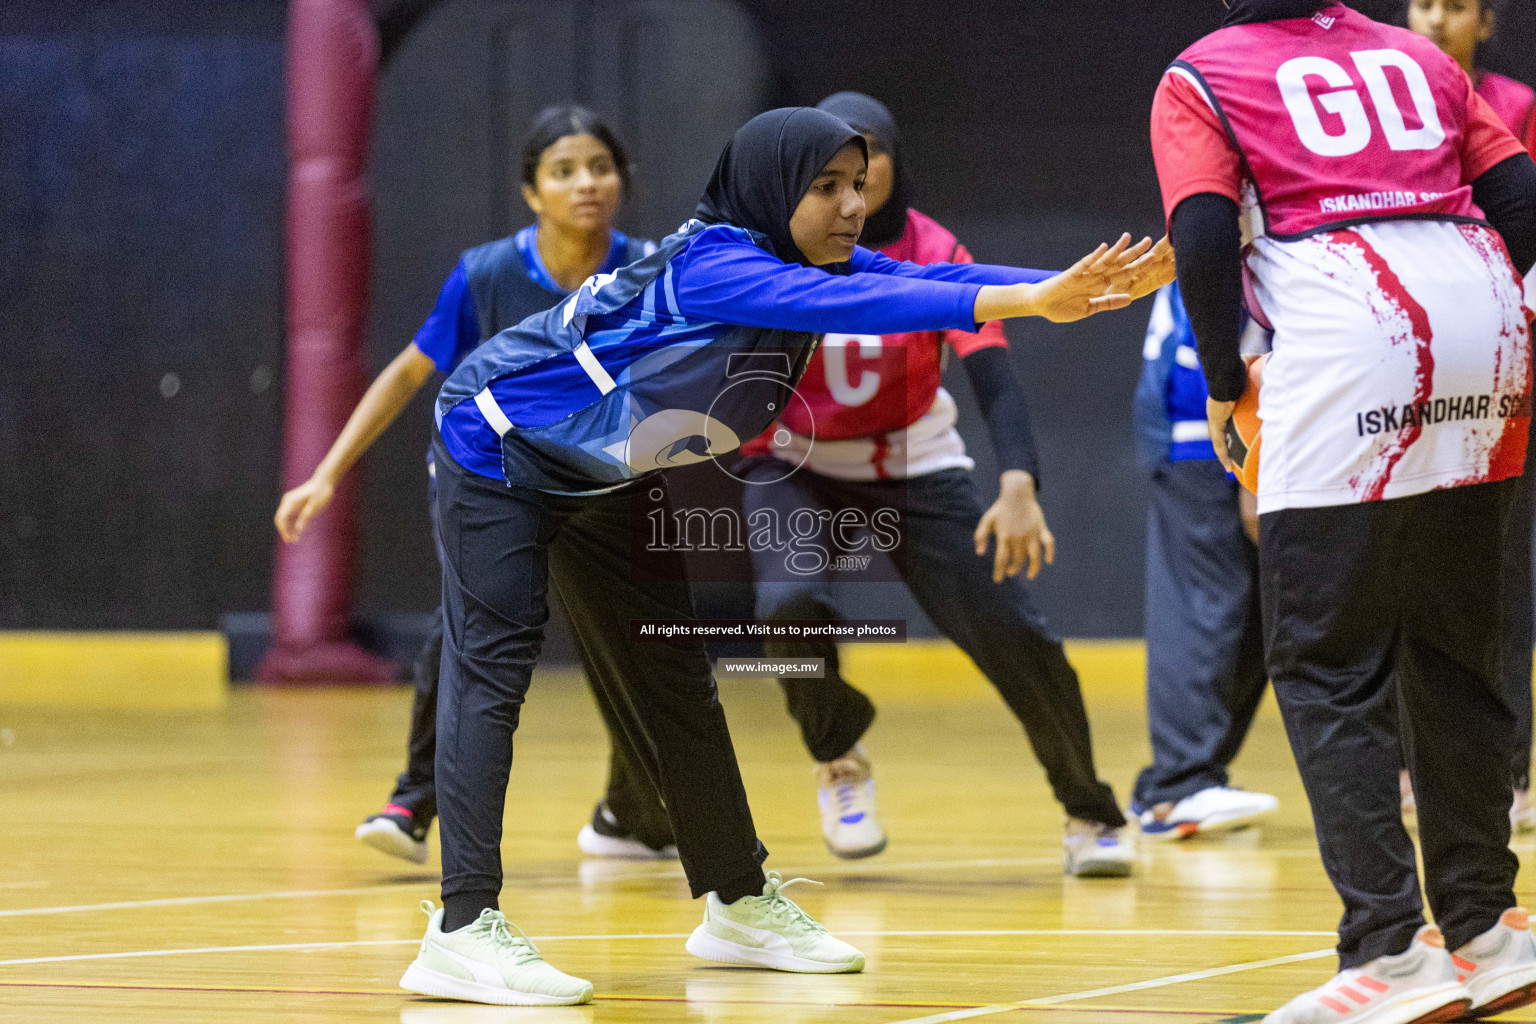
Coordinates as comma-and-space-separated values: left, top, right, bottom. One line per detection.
400, 902, 593, 1006
1136, 785, 1279, 841
574, 803, 678, 860
816, 745, 886, 859
1063, 819, 1136, 878
1263, 925, 1470, 1024
1452, 907, 1536, 1018
685, 872, 864, 973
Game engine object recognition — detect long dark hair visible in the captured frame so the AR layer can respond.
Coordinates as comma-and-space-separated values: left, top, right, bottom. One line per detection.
520, 104, 633, 195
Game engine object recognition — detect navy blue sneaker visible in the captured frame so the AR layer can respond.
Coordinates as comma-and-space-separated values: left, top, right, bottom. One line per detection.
357, 803, 430, 864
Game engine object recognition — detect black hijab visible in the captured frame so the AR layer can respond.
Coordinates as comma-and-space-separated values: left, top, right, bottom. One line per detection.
816, 91, 913, 250
695, 107, 866, 268
1221, 0, 1329, 26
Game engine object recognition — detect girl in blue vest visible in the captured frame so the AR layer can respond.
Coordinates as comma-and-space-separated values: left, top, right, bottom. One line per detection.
271, 106, 664, 864
403, 106, 1172, 1006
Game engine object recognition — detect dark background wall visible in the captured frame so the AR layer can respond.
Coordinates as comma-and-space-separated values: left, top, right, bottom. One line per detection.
4, 0, 1534, 639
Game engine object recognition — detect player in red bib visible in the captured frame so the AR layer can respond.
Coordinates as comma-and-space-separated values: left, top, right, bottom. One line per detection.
732, 91, 1141, 877
1152, 1, 1536, 1021
1408, 0, 1536, 837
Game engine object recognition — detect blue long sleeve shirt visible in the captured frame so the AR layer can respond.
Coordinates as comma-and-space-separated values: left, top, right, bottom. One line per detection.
438, 222, 1056, 489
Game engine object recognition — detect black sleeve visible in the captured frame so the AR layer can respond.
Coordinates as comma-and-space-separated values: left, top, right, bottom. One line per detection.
1473, 153, 1536, 278
1169, 192, 1247, 403
961, 345, 1043, 486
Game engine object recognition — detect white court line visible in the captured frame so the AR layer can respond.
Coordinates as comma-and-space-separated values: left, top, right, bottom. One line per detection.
854, 929, 1334, 937
0, 883, 429, 919
0, 939, 422, 966
882, 947, 1336, 1024
602, 856, 1066, 883
0, 857, 1065, 919
0, 930, 1334, 968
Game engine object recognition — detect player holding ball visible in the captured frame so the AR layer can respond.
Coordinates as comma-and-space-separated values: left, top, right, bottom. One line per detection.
1152, 0, 1536, 1020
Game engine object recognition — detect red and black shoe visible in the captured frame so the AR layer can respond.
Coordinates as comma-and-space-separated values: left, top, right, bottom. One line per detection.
356, 803, 430, 864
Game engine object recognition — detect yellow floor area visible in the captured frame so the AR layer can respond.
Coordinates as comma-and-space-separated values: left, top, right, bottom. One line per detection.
2, 667, 1534, 1023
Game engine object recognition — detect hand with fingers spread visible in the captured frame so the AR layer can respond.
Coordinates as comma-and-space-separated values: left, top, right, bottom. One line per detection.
974, 234, 1146, 325
1028, 233, 1145, 322
974, 471, 1056, 584
1111, 235, 1176, 302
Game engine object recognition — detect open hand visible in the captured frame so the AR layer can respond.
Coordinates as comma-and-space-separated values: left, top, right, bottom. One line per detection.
1026, 234, 1142, 322
1110, 235, 1175, 301
973, 472, 1055, 582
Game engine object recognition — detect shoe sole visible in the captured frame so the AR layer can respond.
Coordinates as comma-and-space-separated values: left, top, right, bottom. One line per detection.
1068, 856, 1135, 879
1303, 985, 1468, 1024
1464, 963, 1536, 1019
575, 824, 678, 861
1142, 805, 1278, 842
399, 962, 592, 1006
826, 835, 887, 860
685, 925, 864, 974
356, 820, 429, 865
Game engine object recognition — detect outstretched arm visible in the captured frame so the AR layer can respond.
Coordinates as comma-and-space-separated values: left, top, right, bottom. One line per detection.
673, 232, 1160, 336
973, 234, 1163, 323
856, 234, 1174, 303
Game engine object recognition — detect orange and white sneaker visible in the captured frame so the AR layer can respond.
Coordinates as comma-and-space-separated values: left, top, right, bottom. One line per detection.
1451, 907, 1536, 1019
1263, 926, 1470, 1024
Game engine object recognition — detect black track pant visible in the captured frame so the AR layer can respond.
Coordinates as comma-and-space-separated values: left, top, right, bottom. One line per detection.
1501, 447, 1535, 791
1262, 481, 1519, 969
729, 460, 1124, 826
386, 462, 674, 849
431, 437, 765, 902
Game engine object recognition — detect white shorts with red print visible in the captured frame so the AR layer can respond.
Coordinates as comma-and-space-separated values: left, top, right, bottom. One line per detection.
1247, 219, 1532, 514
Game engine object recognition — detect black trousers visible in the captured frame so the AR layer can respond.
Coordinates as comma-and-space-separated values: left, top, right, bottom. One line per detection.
724, 460, 1124, 827
386, 467, 675, 849
1262, 481, 1519, 968
1134, 460, 1268, 809
1502, 447, 1535, 791
431, 436, 765, 901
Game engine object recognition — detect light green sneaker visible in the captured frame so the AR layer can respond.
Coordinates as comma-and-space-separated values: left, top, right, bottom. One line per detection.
399, 902, 593, 1006
685, 871, 865, 973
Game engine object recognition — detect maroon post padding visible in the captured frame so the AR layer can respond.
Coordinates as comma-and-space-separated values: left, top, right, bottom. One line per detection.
258, 0, 394, 684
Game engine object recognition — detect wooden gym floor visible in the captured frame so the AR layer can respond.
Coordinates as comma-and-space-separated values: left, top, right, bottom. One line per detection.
5, 659, 1536, 1023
